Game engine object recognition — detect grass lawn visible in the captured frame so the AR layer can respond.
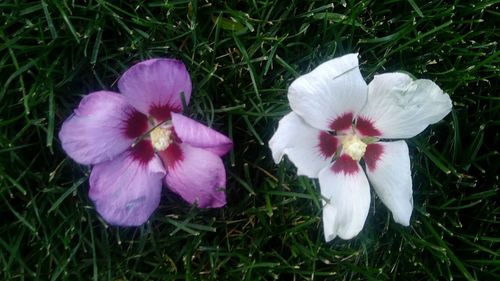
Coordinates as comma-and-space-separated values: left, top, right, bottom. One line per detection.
1, 0, 499, 280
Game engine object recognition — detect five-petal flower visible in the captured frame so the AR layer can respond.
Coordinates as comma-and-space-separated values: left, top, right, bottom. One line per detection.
59, 59, 233, 226
269, 53, 452, 241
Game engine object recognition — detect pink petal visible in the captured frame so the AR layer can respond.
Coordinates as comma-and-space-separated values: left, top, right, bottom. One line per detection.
269, 112, 339, 178
288, 53, 367, 131
364, 141, 413, 226
319, 159, 370, 241
171, 113, 232, 156
358, 73, 452, 138
157, 143, 184, 169
59, 91, 148, 165
118, 59, 192, 122
89, 140, 166, 226
162, 144, 227, 208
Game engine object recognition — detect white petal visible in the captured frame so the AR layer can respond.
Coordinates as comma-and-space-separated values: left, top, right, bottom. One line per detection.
319, 155, 371, 241
357, 73, 452, 138
288, 53, 368, 131
364, 141, 412, 226
269, 112, 339, 178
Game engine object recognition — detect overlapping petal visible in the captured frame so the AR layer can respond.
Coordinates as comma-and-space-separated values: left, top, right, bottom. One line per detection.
171, 112, 232, 156
164, 144, 227, 208
357, 72, 452, 138
319, 156, 371, 241
364, 141, 413, 226
118, 59, 192, 122
288, 53, 367, 132
89, 141, 166, 226
269, 112, 338, 178
59, 91, 148, 165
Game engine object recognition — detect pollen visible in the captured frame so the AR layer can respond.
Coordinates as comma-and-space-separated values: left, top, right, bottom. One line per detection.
150, 126, 173, 151
341, 134, 367, 161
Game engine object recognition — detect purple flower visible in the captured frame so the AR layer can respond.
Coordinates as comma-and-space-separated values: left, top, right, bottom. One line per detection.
59, 59, 233, 226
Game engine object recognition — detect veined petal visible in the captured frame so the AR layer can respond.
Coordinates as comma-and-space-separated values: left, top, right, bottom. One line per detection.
269, 112, 339, 178
357, 72, 452, 138
59, 91, 148, 165
319, 156, 370, 241
163, 144, 227, 208
171, 112, 232, 156
288, 53, 367, 131
364, 141, 413, 226
89, 140, 166, 226
118, 59, 192, 122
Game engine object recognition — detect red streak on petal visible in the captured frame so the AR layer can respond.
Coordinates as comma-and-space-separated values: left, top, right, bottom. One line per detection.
130, 140, 155, 165
329, 112, 353, 131
124, 110, 148, 139
356, 116, 381, 137
158, 143, 184, 169
318, 131, 338, 158
171, 128, 182, 143
149, 104, 179, 122
331, 155, 359, 175
364, 143, 384, 172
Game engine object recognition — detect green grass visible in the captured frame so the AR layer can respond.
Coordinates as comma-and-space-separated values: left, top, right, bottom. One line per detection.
1, 0, 499, 280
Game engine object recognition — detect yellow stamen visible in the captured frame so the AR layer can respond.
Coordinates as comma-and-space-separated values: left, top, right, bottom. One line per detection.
150, 126, 173, 151
341, 134, 367, 161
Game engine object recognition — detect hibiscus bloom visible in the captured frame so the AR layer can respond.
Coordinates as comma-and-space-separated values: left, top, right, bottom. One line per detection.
269, 54, 452, 241
59, 59, 232, 226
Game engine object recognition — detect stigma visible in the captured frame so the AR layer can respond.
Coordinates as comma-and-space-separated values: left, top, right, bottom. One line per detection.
341, 134, 367, 161
150, 126, 173, 151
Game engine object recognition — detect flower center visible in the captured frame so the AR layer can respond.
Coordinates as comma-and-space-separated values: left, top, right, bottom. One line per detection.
150, 126, 173, 151
341, 134, 367, 161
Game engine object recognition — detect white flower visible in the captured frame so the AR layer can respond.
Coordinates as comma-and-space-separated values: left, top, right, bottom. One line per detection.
269, 53, 452, 241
